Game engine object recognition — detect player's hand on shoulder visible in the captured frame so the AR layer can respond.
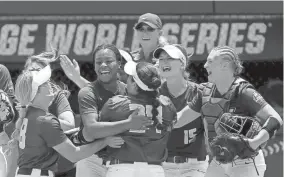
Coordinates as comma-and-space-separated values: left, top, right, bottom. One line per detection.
104, 136, 124, 148
127, 109, 153, 130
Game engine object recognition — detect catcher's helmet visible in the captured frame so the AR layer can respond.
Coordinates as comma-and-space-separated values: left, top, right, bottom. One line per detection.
216, 113, 262, 139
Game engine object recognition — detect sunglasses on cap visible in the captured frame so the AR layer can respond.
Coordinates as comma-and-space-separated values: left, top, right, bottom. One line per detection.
135, 26, 156, 32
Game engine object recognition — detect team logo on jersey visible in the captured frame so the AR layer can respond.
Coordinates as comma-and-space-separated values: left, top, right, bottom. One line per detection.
252, 91, 264, 104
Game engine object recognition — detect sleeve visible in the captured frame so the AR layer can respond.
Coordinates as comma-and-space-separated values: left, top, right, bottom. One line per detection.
240, 87, 268, 116
78, 86, 98, 115
39, 116, 67, 147
187, 87, 203, 113
99, 96, 130, 122
0, 65, 14, 98
50, 91, 73, 117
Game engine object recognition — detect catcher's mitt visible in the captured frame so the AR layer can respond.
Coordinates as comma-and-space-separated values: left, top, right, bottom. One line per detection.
210, 113, 263, 164
209, 133, 259, 164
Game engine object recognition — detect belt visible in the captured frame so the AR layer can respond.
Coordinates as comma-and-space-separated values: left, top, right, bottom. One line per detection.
17, 168, 49, 176
166, 156, 207, 163
109, 159, 161, 165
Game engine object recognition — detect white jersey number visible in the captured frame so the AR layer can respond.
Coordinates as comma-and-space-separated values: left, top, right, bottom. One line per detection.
19, 118, 29, 149
184, 128, 197, 144
129, 104, 163, 133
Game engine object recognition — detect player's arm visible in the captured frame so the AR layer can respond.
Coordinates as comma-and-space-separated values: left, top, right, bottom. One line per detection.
174, 88, 202, 128
59, 55, 90, 89
40, 116, 123, 163
240, 88, 283, 149
53, 91, 75, 131
79, 88, 151, 141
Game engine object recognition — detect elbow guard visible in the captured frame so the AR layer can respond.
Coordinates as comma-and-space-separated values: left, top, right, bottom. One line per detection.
261, 116, 281, 138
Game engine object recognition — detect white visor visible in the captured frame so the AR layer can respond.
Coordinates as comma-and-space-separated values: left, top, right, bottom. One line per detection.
153, 45, 186, 66
30, 65, 52, 101
124, 61, 154, 91
119, 49, 133, 62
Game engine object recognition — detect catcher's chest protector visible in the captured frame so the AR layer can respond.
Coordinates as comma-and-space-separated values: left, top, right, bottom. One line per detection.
201, 78, 249, 140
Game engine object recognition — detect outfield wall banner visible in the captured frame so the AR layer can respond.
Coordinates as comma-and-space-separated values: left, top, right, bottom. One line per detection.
0, 15, 282, 63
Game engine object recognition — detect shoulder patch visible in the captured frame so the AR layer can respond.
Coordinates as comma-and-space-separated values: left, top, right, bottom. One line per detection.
252, 91, 264, 104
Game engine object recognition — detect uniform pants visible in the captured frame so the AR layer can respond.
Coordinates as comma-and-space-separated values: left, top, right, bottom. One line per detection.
75, 154, 107, 177
106, 163, 165, 177
162, 156, 209, 177
15, 168, 54, 177
205, 150, 266, 177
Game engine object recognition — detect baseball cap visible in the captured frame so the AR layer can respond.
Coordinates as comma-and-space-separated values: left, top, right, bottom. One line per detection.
153, 45, 187, 66
124, 61, 154, 91
119, 49, 133, 62
30, 65, 52, 101
134, 13, 162, 29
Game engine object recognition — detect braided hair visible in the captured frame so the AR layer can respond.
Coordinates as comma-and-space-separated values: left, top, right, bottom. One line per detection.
211, 46, 244, 76
135, 62, 169, 131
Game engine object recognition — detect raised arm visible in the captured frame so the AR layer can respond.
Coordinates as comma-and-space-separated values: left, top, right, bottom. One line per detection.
59, 55, 90, 89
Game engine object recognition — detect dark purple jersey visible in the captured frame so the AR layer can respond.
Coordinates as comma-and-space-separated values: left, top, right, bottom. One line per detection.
78, 80, 126, 157
189, 78, 268, 140
100, 94, 177, 163
159, 81, 207, 160
17, 110, 67, 171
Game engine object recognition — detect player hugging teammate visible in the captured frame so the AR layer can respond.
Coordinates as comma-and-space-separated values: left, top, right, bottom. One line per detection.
1, 12, 282, 177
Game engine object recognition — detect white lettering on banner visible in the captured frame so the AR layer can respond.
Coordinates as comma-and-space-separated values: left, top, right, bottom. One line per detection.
18, 24, 38, 55
162, 23, 180, 44
46, 24, 76, 54
218, 23, 229, 46
116, 23, 127, 49
228, 23, 247, 53
0, 21, 271, 60
246, 23, 267, 54
74, 24, 96, 55
196, 23, 218, 54
95, 24, 116, 48
0, 24, 20, 55
180, 23, 198, 54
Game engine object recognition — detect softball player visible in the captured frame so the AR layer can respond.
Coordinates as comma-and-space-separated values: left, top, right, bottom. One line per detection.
153, 44, 208, 177
70, 44, 153, 177
22, 55, 76, 177
176, 46, 282, 177
8, 52, 123, 177
100, 61, 177, 177
131, 13, 169, 64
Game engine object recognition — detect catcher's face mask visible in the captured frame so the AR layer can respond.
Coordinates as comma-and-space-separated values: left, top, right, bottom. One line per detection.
217, 113, 262, 138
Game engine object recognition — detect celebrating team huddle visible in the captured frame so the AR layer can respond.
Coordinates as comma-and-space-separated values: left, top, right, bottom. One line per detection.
0, 13, 282, 177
